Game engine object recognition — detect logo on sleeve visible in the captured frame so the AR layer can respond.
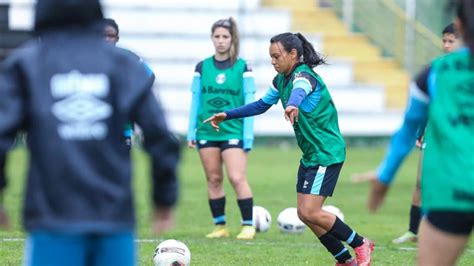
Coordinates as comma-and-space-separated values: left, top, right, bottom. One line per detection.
294, 72, 303, 78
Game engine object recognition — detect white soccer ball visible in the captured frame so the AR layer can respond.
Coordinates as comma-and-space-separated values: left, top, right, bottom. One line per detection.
277, 207, 306, 233
322, 205, 345, 222
253, 205, 272, 232
153, 239, 191, 266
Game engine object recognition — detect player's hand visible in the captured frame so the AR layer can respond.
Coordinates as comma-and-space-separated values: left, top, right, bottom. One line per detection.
416, 134, 424, 148
284, 106, 299, 125
415, 139, 423, 148
187, 140, 196, 149
151, 206, 175, 235
203, 112, 227, 132
368, 179, 389, 213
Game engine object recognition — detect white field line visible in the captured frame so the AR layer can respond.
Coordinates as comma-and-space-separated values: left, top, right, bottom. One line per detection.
2, 237, 473, 253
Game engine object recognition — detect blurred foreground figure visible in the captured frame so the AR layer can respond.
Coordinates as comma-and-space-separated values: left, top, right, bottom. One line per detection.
366, 0, 473, 265
352, 23, 462, 245
0, 0, 180, 265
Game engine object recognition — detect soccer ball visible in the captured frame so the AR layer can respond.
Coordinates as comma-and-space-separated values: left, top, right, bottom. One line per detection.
253, 205, 272, 232
153, 239, 191, 266
322, 205, 345, 222
277, 207, 306, 233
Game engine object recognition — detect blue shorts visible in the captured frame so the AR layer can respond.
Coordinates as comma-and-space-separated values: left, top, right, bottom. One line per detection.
296, 162, 344, 196
197, 139, 243, 151
24, 230, 135, 266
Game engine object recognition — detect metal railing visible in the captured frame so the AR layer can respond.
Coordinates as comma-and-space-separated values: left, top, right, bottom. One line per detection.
331, 0, 444, 75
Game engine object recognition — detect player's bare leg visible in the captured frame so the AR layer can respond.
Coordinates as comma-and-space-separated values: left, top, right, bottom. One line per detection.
418, 219, 469, 266
199, 148, 229, 238
368, 179, 389, 212
222, 148, 255, 240
222, 148, 251, 199
199, 148, 225, 199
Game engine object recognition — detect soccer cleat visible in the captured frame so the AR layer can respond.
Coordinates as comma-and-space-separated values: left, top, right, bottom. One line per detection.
354, 238, 375, 266
335, 259, 357, 266
392, 231, 417, 244
236, 225, 256, 240
205, 225, 230, 238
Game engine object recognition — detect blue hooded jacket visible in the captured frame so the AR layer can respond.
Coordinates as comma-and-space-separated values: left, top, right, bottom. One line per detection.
0, 0, 180, 232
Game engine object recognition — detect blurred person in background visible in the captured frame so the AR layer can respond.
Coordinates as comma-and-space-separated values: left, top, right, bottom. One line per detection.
204, 32, 374, 266
0, 0, 180, 265
366, 0, 473, 264
187, 17, 257, 240
351, 22, 461, 245
103, 17, 154, 146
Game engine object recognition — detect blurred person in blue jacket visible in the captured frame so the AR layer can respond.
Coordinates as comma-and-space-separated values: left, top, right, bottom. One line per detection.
0, 0, 180, 265
102, 17, 155, 146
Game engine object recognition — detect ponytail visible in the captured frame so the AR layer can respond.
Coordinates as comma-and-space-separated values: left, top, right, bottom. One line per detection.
270, 32, 326, 68
211, 17, 240, 64
294, 33, 326, 67
228, 17, 240, 64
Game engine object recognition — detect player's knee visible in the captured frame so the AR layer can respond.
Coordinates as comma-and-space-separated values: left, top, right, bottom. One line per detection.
297, 208, 308, 224
228, 174, 246, 187
207, 176, 223, 188
297, 207, 314, 224
298, 207, 326, 224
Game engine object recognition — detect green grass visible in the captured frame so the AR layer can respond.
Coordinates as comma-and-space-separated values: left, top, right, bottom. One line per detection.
1, 146, 473, 265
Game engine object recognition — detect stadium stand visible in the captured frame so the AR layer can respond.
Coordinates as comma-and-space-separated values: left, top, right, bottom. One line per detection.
4, 0, 403, 136
262, 0, 411, 109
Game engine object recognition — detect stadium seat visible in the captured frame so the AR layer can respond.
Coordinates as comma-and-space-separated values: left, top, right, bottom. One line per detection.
5, 0, 400, 136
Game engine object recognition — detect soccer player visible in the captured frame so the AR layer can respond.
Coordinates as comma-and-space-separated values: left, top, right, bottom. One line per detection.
351, 23, 462, 245
204, 32, 374, 266
102, 18, 155, 146
442, 23, 461, 53
367, 0, 474, 264
391, 23, 462, 244
187, 17, 257, 240
0, 1, 180, 266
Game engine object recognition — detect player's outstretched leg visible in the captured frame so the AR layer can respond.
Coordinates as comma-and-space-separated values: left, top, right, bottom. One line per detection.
298, 193, 375, 266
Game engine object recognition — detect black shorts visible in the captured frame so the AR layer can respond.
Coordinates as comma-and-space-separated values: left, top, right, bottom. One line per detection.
426, 211, 474, 235
296, 162, 344, 196
196, 140, 243, 151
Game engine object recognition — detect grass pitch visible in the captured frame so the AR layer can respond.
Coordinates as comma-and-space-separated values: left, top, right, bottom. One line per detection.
1, 145, 473, 265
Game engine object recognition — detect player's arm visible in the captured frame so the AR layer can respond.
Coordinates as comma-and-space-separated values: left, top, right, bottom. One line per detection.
242, 64, 256, 151
368, 66, 431, 212
0, 58, 26, 228
376, 67, 431, 186
132, 90, 180, 208
203, 85, 279, 131
285, 72, 318, 125
128, 61, 180, 233
140, 58, 155, 80
187, 63, 202, 148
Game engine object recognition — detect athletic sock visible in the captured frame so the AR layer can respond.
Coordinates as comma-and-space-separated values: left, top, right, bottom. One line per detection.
329, 217, 364, 248
319, 233, 352, 263
409, 205, 421, 234
237, 198, 253, 226
209, 197, 226, 225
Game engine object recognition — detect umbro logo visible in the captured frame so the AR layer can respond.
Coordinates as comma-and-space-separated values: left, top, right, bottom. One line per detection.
207, 97, 230, 108
303, 180, 309, 189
